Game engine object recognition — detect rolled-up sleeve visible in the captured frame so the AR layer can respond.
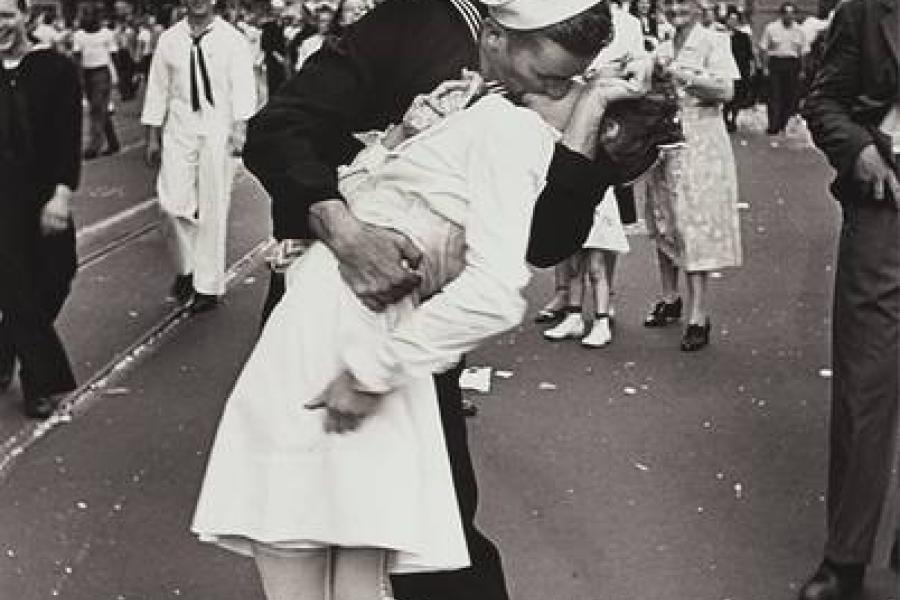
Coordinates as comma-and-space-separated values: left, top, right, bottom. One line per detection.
343, 106, 556, 393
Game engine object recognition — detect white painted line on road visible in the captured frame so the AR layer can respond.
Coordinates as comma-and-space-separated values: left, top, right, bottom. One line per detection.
0, 238, 275, 481
76, 198, 156, 242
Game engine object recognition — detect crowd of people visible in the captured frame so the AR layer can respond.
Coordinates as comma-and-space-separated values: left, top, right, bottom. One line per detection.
0, 0, 896, 599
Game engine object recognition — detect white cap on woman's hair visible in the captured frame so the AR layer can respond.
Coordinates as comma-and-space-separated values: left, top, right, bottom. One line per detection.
482, 0, 604, 30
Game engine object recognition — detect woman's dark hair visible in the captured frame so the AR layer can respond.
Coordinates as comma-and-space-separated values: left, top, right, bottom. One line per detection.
80, 5, 100, 32
509, 2, 614, 59
16, 0, 28, 13
629, 0, 658, 18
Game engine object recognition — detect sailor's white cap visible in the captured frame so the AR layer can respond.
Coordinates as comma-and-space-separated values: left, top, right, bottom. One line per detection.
482, 0, 605, 30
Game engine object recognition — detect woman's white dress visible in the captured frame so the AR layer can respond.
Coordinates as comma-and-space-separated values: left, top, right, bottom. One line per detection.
191, 94, 557, 573
643, 25, 743, 272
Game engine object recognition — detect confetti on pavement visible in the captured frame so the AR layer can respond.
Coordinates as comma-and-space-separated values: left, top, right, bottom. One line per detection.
538, 382, 558, 391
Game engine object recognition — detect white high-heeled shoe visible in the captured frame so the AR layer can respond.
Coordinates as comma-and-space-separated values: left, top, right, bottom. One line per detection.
581, 316, 612, 348
543, 311, 585, 340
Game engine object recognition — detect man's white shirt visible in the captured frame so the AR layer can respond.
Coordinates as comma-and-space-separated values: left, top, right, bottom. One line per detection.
140, 17, 257, 136
590, 5, 650, 85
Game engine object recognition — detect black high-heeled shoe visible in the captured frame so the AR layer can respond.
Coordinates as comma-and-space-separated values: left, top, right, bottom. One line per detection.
681, 318, 711, 352
534, 307, 566, 324
643, 297, 682, 327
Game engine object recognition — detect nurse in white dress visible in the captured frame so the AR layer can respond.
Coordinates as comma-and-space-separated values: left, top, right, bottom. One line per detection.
191, 1, 620, 599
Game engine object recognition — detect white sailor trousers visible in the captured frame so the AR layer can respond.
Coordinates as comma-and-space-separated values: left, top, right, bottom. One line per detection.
157, 129, 234, 296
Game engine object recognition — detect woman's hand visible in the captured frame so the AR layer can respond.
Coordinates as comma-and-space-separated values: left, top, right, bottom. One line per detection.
40, 186, 72, 235
304, 371, 382, 433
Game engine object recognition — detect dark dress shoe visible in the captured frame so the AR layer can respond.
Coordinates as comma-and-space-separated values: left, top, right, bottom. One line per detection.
190, 293, 219, 314
797, 560, 864, 600
680, 319, 711, 351
82, 149, 100, 161
169, 274, 194, 304
101, 144, 120, 156
534, 308, 566, 324
461, 398, 478, 418
643, 297, 682, 327
24, 394, 62, 419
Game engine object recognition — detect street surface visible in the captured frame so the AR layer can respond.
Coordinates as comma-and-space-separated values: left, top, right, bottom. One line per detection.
0, 96, 896, 600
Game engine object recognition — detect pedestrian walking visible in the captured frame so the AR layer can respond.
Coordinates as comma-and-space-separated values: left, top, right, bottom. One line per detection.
0, 0, 82, 419
135, 14, 161, 83
112, 16, 138, 101
73, 6, 120, 159
641, 0, 742, 351
140, 0, 257, 312
760, 2, 806, 134
242, 0, 623, 596
799, 0, 899, 597
722, 5, 756, 132
192, 6, 617, 600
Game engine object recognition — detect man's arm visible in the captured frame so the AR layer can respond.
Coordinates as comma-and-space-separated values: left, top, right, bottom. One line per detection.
802, 0, 899, 204
244, 0, 475, 310
802, 2, 875, 179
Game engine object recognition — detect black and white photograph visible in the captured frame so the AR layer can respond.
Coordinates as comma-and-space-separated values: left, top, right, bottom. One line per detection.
0, 0, 897, 598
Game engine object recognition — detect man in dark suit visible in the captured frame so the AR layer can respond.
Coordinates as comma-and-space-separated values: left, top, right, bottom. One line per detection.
800, 0, 899, 598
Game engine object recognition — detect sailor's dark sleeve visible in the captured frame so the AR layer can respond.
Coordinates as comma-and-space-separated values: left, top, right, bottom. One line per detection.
525, 145, 614, 268
243, 4, 405, 240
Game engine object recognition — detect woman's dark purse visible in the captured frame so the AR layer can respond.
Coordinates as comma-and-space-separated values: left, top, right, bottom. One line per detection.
594, 85, 685, 185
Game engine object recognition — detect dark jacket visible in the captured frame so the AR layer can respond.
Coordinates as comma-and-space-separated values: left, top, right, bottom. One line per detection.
802, 0, 898, 201
0, 48, 81, 283
244, 0, 612, 267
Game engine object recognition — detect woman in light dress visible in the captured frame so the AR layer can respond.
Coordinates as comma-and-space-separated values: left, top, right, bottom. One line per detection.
640, 0, 742, 351
191, 4, 617, 599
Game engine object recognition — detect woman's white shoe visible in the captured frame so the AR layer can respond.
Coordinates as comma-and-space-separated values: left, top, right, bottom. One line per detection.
543, 312, 585, 340
581, 317, 612, 348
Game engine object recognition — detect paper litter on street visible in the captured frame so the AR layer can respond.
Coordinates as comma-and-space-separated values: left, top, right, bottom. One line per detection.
459, 366, 492, 393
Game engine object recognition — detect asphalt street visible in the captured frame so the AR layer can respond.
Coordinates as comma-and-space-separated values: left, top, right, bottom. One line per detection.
0, 97, 896, 600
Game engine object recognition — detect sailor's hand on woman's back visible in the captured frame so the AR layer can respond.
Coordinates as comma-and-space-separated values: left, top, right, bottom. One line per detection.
309, 200, 423, 313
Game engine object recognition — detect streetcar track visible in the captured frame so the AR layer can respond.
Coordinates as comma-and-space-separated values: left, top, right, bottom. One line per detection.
78, 220, 159, 270
0, 238, 275, 481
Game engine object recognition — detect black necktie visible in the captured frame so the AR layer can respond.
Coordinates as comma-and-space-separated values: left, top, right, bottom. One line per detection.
190, 29, 214, 112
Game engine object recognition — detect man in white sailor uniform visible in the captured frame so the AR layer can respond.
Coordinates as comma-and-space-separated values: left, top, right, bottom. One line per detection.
141, 0, 257, 312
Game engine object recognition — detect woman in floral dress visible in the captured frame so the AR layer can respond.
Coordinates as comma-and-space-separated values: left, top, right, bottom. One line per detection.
641, 0, 742, 351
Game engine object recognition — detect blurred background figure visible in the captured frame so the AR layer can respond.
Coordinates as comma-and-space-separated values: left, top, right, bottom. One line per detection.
260, 2, 287, 98
337, 0, 369, 26
135, 14, 162, 87
630, 0, 663, 50
73, 5, 120, 160
31, 10, 56, 46
721, 5, 756, 132
759, 1, 806, 135
294, 3, 335, 71
112, 16, 138, 101
0, 0, 82, 419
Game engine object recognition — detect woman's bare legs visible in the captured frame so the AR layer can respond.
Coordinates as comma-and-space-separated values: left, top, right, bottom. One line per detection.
333, 548, 393, 600
254, 545, 393, 600
582, 249, 612, 348
543, 252, 587, 340
253, 544, 329, 600
656, 249, 679, 302
685, 271, 709, 325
